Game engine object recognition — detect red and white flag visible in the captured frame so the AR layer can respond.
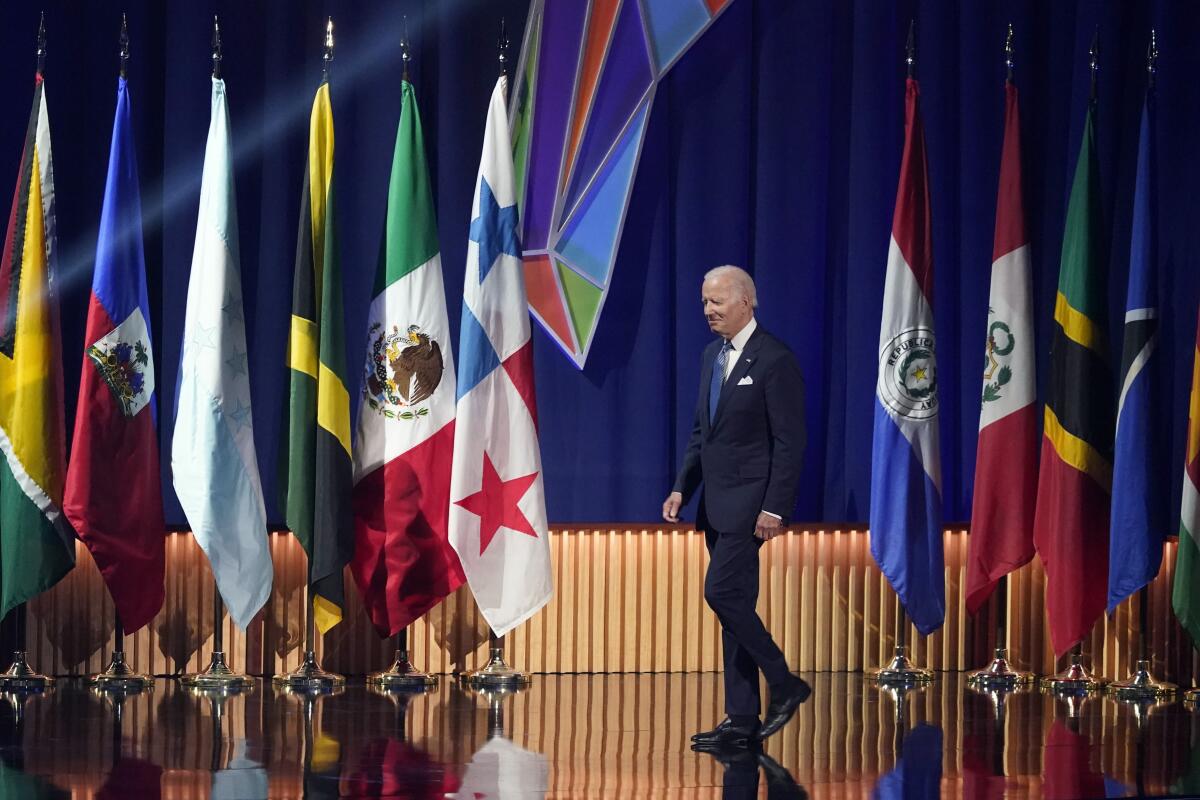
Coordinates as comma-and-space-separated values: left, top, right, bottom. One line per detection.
966, 80, 1037, 613
448, 76, 552, 637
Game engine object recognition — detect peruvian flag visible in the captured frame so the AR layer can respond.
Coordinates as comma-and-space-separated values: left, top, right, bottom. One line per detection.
351, 79, 464, 637
63, 77, 165, 634
448, 75, 552, 637
966, 79, 1037, 614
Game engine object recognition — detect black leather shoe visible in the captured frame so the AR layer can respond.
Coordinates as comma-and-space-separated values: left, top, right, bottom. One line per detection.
691, 717, 761, 747
756, 677, 811, 740
690, 740, 760, 764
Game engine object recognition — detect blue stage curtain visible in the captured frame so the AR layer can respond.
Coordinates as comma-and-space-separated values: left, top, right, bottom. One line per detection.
2, 0, 1199, 528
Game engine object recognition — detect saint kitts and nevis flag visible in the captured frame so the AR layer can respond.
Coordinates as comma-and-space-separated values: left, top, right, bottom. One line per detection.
171, 76, 272, 631
280, 79, 354, 635
63, 76, 165, 634
1109, 88, 1166, 615
0, 72, 76, 618
869, 76, 944, 636
965, 78, 1037, 614
351, 79, 464, 638
1031, 97, 1113, 657
448, 75, 552, 638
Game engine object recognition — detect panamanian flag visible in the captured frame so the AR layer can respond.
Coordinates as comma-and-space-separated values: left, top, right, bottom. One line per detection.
448, 75, 552, 638
63, 76, 165, 634
869, 77, 945, 636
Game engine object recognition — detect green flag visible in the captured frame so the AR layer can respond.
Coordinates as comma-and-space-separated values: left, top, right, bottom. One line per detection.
281, 81, 353, 634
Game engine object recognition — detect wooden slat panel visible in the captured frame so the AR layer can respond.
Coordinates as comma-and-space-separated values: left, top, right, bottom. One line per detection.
20, 529, 1200, 684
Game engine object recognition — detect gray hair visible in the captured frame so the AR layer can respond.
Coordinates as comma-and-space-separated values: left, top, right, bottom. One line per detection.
703, 265, 758, 307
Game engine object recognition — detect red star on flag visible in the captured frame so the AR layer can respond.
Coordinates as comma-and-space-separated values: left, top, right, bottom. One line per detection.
454, 451, 539, 555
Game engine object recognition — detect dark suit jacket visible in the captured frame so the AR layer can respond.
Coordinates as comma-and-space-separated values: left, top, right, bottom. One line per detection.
672, 324, 806, 535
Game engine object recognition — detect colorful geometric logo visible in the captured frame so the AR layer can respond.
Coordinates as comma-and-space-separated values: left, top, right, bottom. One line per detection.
510, 0, 734, 367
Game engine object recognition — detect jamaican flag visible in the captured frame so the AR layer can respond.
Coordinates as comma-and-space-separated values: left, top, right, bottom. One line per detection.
1031, 99, 1113, 657
282, 80, 353, 634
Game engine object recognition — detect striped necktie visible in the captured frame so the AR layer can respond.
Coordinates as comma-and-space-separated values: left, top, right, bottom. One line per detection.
709, 340, 733, 423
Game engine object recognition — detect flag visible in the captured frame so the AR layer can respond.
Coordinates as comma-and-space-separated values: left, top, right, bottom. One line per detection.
1109, 90, 1165, 614
63, 76, 164, 634
448, 76, 552, 638
0, 73, 75, 618
351, 80, 464, 638
171, 77, 272, 631
280, 80, 353, 635
966, 79, 1037, 614
869, 77, 944, 636
1032, 99, 1113, 657
1173, 308, 1200, 648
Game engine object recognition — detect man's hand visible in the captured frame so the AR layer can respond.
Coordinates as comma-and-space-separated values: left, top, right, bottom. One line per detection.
662, 491, 683, 523
754, 511, 783, 541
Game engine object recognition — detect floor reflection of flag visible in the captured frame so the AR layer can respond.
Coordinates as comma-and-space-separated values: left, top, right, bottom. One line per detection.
452, 736, 549, 800
210, 738, 268, 800
339, 737, 459, 799
1042, 721, 1104, 800
871, 724, 942, 800
0, 759, 69, 799
96, 756, 162, 800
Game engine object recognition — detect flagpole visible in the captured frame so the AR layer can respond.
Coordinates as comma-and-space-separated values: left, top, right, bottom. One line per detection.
1106, 31, 1175, 702
89, 614, 154, 691
965, 23, 1033, 692
273, 18, 345, 694
0, 11, 57, 695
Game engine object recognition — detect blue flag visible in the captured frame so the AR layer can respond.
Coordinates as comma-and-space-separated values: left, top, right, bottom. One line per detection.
1108, 91, 1165, 614
171, 78, 271, 630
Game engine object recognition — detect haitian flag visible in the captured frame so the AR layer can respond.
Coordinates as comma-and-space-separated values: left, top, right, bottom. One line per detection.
869, 77, 944, 636
351, 79, 464, 638
1032, 99, 1113, 657
63, 77, 164, 634
966, 78, 1037, 614
1108, 89, 1165, 614
0, 72, 76, 618
448, 75, 552, 638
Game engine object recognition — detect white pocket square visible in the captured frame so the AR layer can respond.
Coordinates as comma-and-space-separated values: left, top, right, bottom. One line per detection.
737, 375, 753, 386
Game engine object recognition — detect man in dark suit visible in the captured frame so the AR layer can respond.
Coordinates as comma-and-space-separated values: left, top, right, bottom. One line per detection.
663, 265, 810, 748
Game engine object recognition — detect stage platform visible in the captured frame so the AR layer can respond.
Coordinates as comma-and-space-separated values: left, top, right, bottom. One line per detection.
0, 672, 1195, 798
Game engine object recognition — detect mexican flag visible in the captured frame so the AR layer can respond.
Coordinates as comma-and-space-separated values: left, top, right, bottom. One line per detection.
1174, 310, 1200, 649
350, 80, 463, 638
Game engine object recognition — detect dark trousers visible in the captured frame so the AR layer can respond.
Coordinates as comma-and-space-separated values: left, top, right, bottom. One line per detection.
703, 529, 792, 718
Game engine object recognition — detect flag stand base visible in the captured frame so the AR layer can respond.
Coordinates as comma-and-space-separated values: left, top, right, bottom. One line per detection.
89, 651, 153, 692
966, 647, 1034, 689
1184, 688, 1200, 705
1106, 659, 1177, 700
1, 651, 54, 691
465, 645, 530, 691
1040, 652, 1103, 693
271, 650, 345, 692
369, 649, 437, 690
871, 645, 933, 685
179, 650, 254, 692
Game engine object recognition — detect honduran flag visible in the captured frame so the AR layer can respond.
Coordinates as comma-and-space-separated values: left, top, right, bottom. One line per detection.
448, 75, 552, 638
63, 77, 165, 634
869, 77, 945, 636
966, 78, 1037, 614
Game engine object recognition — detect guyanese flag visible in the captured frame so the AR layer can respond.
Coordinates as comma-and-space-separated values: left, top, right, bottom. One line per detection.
281, 80, 353, 634
1031, 100, 1113, 658
0, 73, 75, 617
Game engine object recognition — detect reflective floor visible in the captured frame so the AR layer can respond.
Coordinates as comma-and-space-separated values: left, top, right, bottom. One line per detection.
0, 672, 1196, 798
